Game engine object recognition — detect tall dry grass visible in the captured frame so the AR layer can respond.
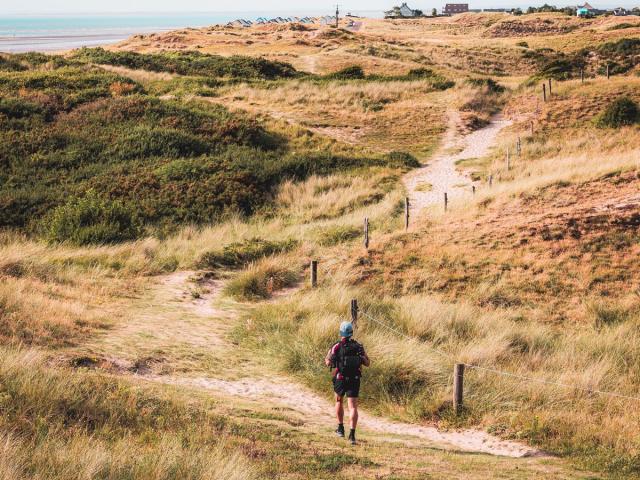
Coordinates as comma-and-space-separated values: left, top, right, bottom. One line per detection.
240, 278, 640, 473
0, 349, 258, 480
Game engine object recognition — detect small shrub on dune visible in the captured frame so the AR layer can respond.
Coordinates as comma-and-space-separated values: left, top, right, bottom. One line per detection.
596, 97, 640, 128
42, 190, 142, 245
316, 225, 361, 246
225, 262, 299, 300
198, 238, 299, 269
465, 77, 506, 94
327, 65, 365, 80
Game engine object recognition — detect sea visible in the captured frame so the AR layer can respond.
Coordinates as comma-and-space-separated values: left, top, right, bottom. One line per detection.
0, 11, 382, 53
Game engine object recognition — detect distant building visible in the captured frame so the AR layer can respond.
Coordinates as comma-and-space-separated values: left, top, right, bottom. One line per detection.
443, 3, 469, 15
385, 3, 421, 18
613, 6, 628, 15
482, 8, 507, 12
576, 2, 604, 16
320, 15, 337, 25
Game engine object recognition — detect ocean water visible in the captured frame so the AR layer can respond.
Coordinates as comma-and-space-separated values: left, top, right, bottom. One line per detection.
0, 11, 382, 53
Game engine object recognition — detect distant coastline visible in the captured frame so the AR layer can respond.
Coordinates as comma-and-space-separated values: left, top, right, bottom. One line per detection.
0, 11, 382, 53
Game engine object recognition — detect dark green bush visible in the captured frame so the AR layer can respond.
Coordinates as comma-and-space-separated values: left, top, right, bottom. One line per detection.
198, 237, 299, 269
327, 65, 365, 80
72, 48, 301, 80
596, 97, 640, 128
383, 151, 420, 169
42, 190, 142, 245
465, 77, 506, 93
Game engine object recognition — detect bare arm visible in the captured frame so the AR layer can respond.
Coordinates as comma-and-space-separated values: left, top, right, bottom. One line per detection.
325, 347, 335, 367
361, 348, 370, 367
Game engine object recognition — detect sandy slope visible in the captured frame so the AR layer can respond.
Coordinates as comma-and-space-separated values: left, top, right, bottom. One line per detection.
404, 113, 512, 212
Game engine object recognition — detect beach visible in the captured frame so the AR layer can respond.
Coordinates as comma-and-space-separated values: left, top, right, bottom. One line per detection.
0, 11, 381, 52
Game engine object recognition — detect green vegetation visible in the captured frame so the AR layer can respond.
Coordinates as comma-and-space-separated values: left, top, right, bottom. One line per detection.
72, 47, 302, 80
224, 260, 299, 300
198, 237, 299, 269
0, 53, 417, 240
43, 190, 141, 245
323, 65, 454, 89
596, 96, 640, 128
316, 225, 361, 246
465, 77, 505, 93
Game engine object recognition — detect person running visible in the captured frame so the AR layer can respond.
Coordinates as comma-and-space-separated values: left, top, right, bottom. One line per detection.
325, 321, 370, 445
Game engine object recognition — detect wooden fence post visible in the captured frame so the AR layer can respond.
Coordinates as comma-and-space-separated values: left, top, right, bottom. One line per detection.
404, 197, 410, 231
444, 192, 448, 212
363, 217, 369, 249
472, 185, 476, 196
350, 299, 358, 325
506, 147, 511, 171
530, 120, 534, 136
581, 68, 584, 83
606, 63, 610, 79
542, 83, 546, 102
454, 363, 465, 415
548, 78, 552, 96
489, 174, 493, 187
311, 260, 318, 288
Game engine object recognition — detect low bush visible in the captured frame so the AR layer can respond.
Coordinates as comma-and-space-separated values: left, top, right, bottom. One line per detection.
316, 225, 361, 246
327, 65, 365, 80
596, 97, 640, 128
198, 237, 299, 269
72, 47, 301, 80
224, 262, 299, 300
42, 190, 142, 245
465, 77, 505, 93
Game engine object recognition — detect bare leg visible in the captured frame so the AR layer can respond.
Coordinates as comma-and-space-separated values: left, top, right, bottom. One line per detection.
335, 394, 344, 424
347, 397, 358, 430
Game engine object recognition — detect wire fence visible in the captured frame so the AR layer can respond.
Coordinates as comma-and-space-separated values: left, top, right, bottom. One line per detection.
303, 257, 640, 403
354, 303, 640, 403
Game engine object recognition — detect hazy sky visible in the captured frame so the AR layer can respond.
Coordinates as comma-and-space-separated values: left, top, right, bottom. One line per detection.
0, 0, 630, 15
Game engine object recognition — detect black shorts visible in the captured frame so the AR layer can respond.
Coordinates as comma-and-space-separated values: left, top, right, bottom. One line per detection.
333, 376, 361, 398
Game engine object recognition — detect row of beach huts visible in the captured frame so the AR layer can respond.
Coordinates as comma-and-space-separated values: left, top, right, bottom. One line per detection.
227, 16, 340, 27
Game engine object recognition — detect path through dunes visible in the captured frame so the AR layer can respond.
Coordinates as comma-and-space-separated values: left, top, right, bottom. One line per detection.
404, 113, 512, 212
81, 270, 546, 459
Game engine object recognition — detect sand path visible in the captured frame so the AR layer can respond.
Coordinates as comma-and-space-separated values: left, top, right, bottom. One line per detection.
94, 270, 543, 459
404, 113, 512, 212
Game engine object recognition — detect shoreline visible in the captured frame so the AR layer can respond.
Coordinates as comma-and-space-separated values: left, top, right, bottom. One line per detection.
0, 11, 381, 53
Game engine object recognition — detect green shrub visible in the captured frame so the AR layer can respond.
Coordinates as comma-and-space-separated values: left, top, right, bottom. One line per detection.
596, 97, 640, 128
383, 151, 420, 169
42, 190, 142, 245
72, 48, 301, 80
198, 238, 299, 269
316, 225, 361, 246
327, 65, 365, 80
465, 77, 506, 93
224, 264, 299, 300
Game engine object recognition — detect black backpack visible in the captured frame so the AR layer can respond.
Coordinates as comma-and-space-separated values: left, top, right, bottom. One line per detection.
336, 340, 363, 379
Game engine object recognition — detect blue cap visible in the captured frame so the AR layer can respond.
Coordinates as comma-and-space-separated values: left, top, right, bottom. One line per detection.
339, 321, 353, 338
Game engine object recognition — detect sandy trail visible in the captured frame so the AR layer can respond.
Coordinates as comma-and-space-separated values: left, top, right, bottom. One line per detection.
113, 271, 541, 459
404, 113, 512, 212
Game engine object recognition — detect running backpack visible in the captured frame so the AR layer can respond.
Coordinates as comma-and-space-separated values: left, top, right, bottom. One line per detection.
336, 340, 363, 378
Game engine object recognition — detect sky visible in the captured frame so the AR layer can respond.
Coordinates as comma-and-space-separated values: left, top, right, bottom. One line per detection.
0, 0, 632, 15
